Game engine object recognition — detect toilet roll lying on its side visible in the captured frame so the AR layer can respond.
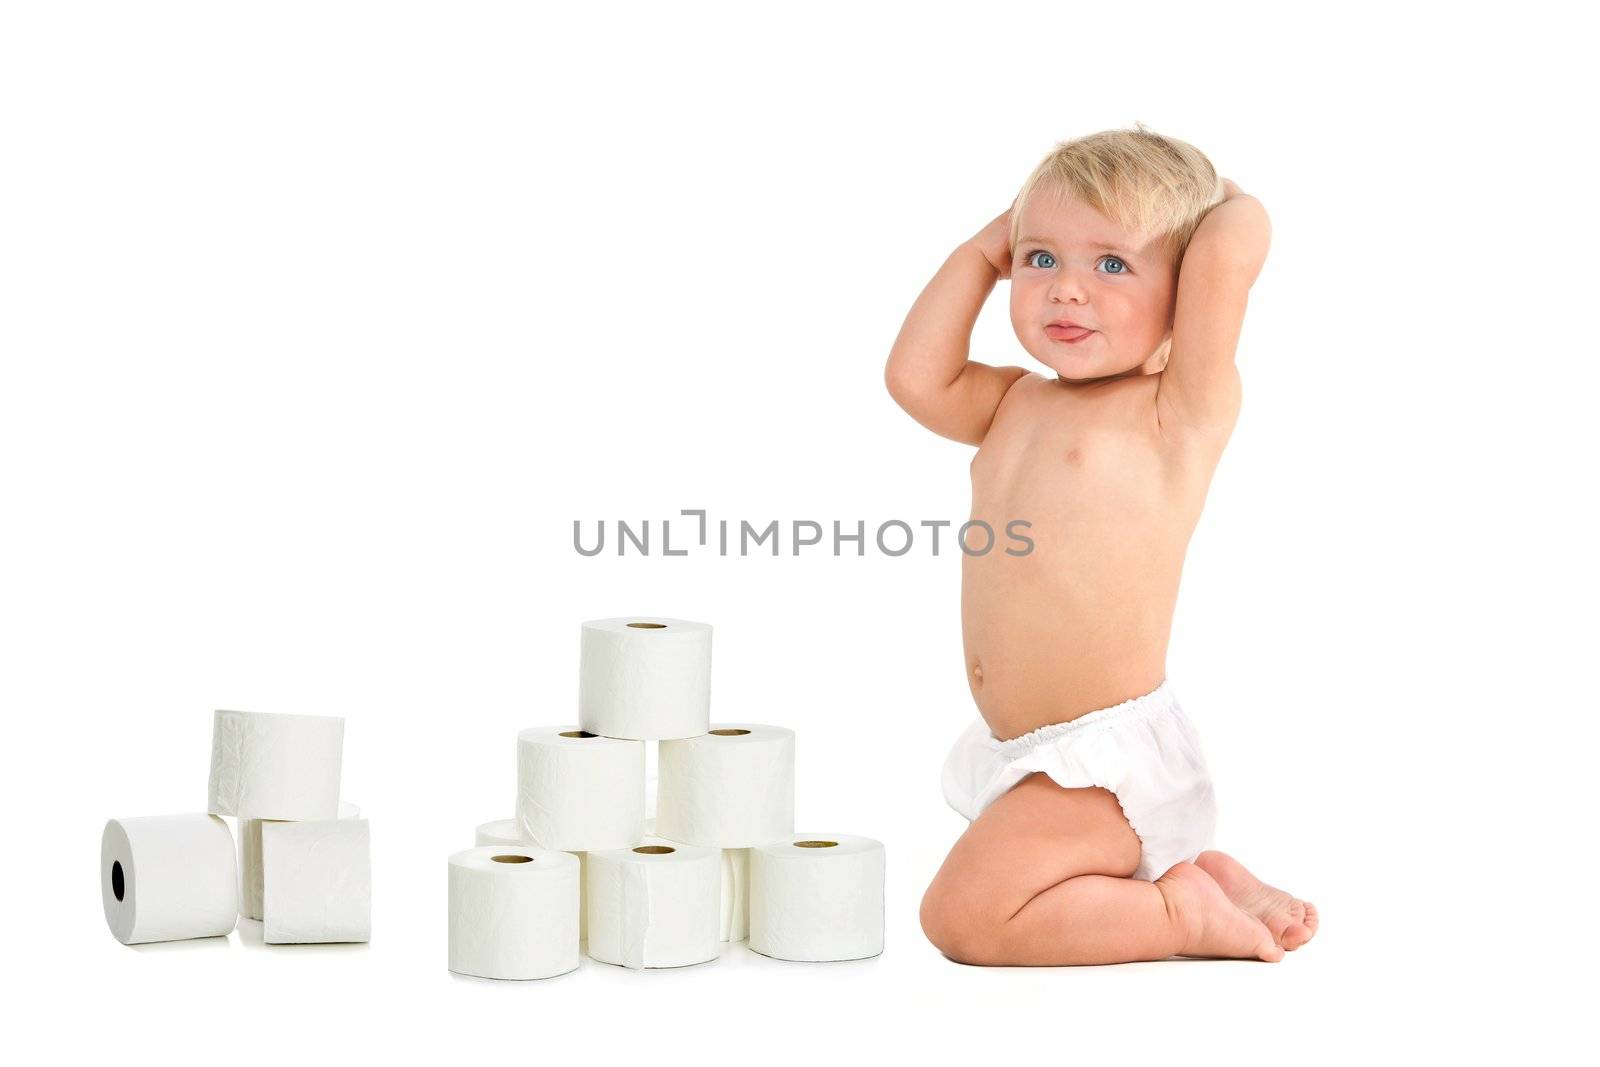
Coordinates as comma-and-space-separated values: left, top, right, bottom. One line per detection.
261, 818, 372, 944
749, 834, 885, 962
656, 724, 795, 847
240, 802, 360, 921
208, 709, 344, 821
578, 617, 712, 740
102, 814, 239, 945
517, 727, 644, 851
449, 846, 579, 981
586, 842, 720, 969
474, 819, 527, 848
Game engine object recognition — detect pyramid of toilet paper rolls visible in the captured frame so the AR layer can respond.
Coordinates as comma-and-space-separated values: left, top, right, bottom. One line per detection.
450, 617, 885, 979
101, 709, 371, 946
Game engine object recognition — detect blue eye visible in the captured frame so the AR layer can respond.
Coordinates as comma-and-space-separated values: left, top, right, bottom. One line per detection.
1099, 255, 1128, 274
1024, 250, 1056, 269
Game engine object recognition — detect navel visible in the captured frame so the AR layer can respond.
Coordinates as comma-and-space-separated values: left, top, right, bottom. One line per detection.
970, 658, 984, 686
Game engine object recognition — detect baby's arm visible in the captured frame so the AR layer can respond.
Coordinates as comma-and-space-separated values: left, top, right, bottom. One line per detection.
885, 209, 1028, 447
1155, 180, 1272, 434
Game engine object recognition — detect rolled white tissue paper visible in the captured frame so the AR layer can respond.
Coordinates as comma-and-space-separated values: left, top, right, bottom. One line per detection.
578, 617, 712, 740
261, 818, 372, 943
656, 724, 795, 847
208, 709, 344, 821
749, 834, 885, 962
102, 814, 238, 945
240, 802, 360, 921
586, 842, 719, 969
474, 818, 526, 847
720, 848, 751, 942
572, 851, 589, 942
517, 727, 644, 851
449, 846, 579, 981
646, 831, 750, 943
477, 817, 591, 940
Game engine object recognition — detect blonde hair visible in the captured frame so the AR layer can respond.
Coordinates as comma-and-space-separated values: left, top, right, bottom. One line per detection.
1010, 123, 1224, 267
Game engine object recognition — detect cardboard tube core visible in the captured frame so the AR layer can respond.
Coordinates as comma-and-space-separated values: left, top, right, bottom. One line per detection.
709, 728, 751, 736
559, 730, 598, 739
633, 845, 674, 855
626, 622, 667, 629
794, 840, 839, 849
491, 855, 533, 864
111, 860, 125, 901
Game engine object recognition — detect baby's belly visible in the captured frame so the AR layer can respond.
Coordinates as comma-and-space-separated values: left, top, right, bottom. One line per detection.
961, 538, 1178, 741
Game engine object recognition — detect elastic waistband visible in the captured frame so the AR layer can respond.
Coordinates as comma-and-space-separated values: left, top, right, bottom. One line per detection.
994, 679, 1178, 756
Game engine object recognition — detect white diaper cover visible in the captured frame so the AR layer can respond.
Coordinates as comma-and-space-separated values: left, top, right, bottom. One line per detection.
941, 680, 1216, 881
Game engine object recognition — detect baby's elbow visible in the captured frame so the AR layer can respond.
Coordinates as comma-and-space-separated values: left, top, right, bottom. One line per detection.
885, 361, 937, 420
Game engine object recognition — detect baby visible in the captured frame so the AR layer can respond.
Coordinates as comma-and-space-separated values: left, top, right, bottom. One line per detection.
886, 127, 1316, 965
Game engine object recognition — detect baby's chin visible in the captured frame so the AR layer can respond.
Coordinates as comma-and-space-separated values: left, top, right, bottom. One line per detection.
1024, 334, 1163, 382
1028, 346, 1143, 382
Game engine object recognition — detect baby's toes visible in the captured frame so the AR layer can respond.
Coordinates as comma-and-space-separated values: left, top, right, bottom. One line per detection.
1281, 901, 1318, 950
1259, 899, 1302, 947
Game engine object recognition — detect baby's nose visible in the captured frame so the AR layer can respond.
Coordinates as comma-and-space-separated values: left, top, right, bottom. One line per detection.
1049, 279, 1088, 303
1048, 272, 1089, 302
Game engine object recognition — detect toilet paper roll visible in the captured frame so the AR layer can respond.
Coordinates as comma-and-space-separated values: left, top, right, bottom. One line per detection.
720, 848, 750, 942
578, 617, 712, 740
586, 842, 719, 969
240, 802, 360, 921
749, 834, 885, 962
261, 817, 372, 943
573, 851, 589, 942
517, 727, 644, 851
449, 846, 579, 980
102, 814, 239, 945
208, 709, 344, 821
474, 818, 526, 848
480, 834, 598, 945
646, 831, 750, 944
479, 822, 588, 943
656, 724, 795, 847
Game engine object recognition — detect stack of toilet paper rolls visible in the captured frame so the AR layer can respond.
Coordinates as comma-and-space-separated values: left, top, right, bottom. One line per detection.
102, 709, 371, 947
450, 617, 884, 979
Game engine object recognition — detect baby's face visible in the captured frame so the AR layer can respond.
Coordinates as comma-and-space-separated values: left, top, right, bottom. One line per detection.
1009, 192, 1178, 381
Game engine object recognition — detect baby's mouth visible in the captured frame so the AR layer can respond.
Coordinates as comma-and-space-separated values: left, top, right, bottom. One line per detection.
1044, 324, 1095, 342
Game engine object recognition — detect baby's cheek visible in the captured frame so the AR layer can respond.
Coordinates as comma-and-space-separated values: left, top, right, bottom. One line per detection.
1008, 291, 1031, 337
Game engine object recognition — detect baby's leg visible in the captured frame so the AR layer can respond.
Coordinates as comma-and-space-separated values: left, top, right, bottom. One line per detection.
920, 773, 1281, 965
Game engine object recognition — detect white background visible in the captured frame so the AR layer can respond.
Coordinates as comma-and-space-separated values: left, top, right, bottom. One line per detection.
3, 0, 1594, 1060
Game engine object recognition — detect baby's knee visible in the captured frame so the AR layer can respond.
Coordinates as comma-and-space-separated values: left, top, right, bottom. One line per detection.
920, 877, 1003, 966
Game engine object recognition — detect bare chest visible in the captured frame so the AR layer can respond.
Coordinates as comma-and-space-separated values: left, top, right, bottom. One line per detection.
970, 375, 1199, 526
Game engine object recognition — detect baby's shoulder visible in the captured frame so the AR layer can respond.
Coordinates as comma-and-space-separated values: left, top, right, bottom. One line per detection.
993, 370, 1055, 412
979, 371, 1055, 434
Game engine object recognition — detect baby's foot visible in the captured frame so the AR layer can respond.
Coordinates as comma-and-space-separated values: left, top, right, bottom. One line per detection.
1195, 850, 1318, 951
1156, 862, 1282, 962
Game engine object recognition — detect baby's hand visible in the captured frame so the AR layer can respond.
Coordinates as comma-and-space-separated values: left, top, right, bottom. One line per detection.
970, 204, 1015, 279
